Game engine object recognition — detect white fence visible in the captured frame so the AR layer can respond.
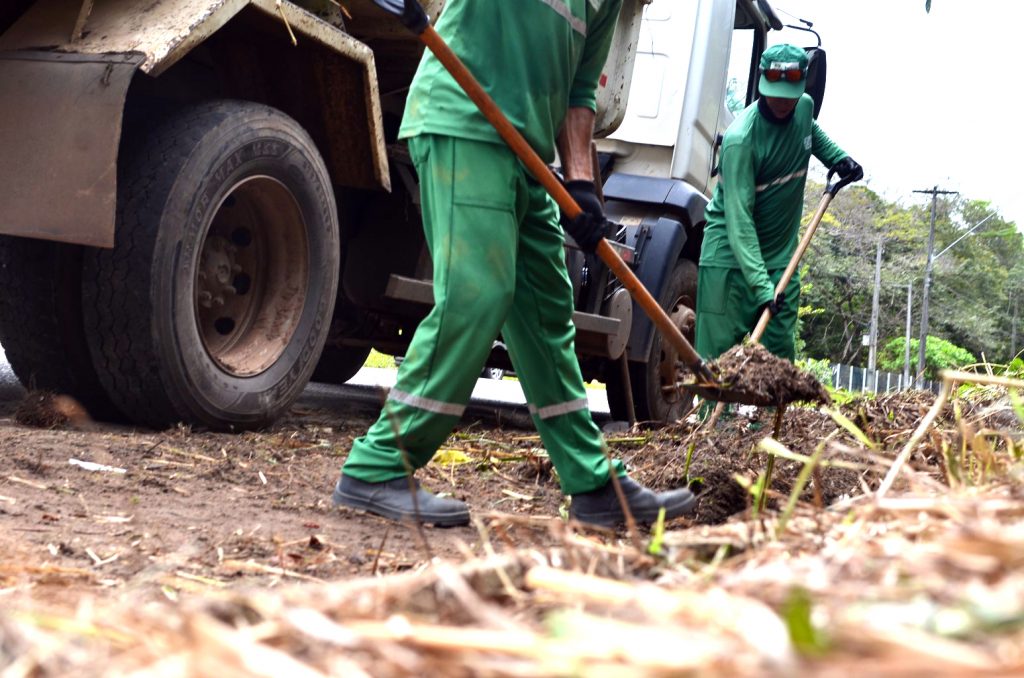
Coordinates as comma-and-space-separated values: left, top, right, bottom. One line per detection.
830, 363, 940, 395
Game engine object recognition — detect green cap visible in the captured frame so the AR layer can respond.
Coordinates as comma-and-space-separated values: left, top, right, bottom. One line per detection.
758, 44, 808, 99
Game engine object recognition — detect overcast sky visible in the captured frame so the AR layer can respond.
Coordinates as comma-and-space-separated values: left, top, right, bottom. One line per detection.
763, 0, 1022, 228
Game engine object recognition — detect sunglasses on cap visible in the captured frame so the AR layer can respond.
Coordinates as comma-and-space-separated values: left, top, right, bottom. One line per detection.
763, 61, 806, 83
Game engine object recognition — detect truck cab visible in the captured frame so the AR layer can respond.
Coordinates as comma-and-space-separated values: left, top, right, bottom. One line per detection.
588, 0, 826, 422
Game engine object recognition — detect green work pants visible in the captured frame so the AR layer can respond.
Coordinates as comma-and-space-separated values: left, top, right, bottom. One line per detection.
342, 135, 619, 495
695, 267, 800, 361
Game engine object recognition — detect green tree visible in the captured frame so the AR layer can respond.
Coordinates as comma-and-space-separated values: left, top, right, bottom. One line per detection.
878, 336, 976, 380
798, 183, 1020, 366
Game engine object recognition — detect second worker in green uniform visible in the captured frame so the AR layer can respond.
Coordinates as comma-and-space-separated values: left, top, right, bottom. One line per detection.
696, 43, 863, 361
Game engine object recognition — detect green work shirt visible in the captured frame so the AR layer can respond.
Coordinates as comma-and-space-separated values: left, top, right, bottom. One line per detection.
699, 95, 847, 305
398, 0, 623, 163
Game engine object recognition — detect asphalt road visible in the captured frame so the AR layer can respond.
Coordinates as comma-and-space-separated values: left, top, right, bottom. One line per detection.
0, 347, 611, 424
0, 346, 21, 402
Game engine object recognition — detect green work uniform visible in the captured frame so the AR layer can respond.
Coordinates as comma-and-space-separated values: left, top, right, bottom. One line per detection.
342, 0, 623, 496
696, 94, 847, 360
398, 0, 621, 164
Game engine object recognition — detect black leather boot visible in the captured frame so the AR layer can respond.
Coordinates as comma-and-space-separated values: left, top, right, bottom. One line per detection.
570, 475, 696, 528
332, 475, 470, 527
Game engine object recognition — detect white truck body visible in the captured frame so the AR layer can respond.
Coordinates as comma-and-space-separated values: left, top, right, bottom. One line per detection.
600, 0, 774, 195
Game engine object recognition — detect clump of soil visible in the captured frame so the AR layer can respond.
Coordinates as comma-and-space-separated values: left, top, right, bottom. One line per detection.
706, 343, 830, 407
14, 391, 93, 430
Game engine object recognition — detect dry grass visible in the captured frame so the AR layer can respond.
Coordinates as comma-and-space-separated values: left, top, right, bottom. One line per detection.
2, 370, 1023, 676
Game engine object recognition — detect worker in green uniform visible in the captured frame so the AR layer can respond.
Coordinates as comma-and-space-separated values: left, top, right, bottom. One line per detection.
331, 0, 697, 528
696, 43, 863, 362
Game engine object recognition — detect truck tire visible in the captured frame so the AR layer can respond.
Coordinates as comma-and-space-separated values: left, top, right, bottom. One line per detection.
311, 345, 370, 384
607, 259, 698, 423
0, 237, 122, 419
82, 100, 339, 430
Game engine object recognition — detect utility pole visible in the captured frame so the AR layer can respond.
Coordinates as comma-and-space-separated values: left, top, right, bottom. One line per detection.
1013, 294, 1019, 359
912, 186, 957, 388
903, 282, 913, 387
868, 238, 884, 383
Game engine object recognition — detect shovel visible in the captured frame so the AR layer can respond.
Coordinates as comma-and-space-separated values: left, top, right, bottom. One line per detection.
369, 0, 720, 385
684, 168, 856, 406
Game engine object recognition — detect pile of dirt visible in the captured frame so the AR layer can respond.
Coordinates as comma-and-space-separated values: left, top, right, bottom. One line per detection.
13, 390, 92, 430
625, 406, 866, 525
705, 343, 830, 407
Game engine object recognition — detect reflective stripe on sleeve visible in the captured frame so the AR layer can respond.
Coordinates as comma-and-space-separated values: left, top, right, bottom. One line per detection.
388, 388, 465, 417
755, 168, 807, 193
533, 0, 587, 36
529, 397, 590, 420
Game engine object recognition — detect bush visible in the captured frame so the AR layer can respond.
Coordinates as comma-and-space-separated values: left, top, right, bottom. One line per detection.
878, 336, 976, 380
795, 357, 832, 385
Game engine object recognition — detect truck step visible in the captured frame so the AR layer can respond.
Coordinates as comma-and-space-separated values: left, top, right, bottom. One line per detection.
384, 275, 620, 336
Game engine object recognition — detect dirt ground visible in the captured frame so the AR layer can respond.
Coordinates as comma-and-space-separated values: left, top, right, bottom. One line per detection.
5, 376, 1024, 676
0, 378, 880, 612
0, 389, 541, 602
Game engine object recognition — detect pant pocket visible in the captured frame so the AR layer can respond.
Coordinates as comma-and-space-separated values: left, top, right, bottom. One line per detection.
697, 268, 730, 316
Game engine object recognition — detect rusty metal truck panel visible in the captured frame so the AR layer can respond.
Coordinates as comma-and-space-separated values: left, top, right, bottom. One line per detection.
0, 0, 392, 245
0, 50, 142, 247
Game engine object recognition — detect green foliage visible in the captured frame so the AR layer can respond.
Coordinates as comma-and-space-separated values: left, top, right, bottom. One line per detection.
795, 357, 832, 384
795, 265, 823, 359
799, 183, 1020, 369
1010, 390, 1024, 427
647, 508, 667, 556
823, 384, 857, 406
825, 407, 876, 449
682, 442, 703, 487
878, 336, 976, 380
725, 77, 745, 114
782, 588, 830, 656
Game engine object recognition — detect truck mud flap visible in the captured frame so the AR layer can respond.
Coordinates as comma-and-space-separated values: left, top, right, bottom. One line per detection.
0, 50, 143, 247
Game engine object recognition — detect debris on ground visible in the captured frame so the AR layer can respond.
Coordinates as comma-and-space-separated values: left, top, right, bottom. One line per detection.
1, 371, 1023, 675
706, 343, 832, 407
14, 391, 93, 430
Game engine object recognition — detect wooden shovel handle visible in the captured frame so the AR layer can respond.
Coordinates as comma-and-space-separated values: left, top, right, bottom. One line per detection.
750, 191, 835, 344
420, 27, 715, 382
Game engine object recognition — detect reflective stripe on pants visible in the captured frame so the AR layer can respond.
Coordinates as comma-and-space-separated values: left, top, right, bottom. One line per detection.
342, 135, 619, 495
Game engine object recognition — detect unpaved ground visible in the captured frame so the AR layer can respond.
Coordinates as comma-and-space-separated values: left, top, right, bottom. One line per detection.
0, 377, 881, 612
6, 378, 1024, 676
0, 392, 558, 602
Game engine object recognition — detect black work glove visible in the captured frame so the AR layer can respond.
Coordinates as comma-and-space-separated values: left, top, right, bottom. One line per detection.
832, 156, 864, 182
757, 291, 786, 319
560, 180, 607, 254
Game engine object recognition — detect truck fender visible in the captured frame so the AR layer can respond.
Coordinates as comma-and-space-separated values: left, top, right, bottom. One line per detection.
603, 172, 707, 231
0, 0, 391, 246
604, 208, 687, 363
603, 173, 709, 362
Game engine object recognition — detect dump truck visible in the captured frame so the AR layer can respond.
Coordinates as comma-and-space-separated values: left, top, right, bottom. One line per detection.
0, 0, 822, 430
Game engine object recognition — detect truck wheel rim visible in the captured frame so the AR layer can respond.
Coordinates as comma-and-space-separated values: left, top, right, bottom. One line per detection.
195, 176, 309, 377
659, 299, 696, 403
